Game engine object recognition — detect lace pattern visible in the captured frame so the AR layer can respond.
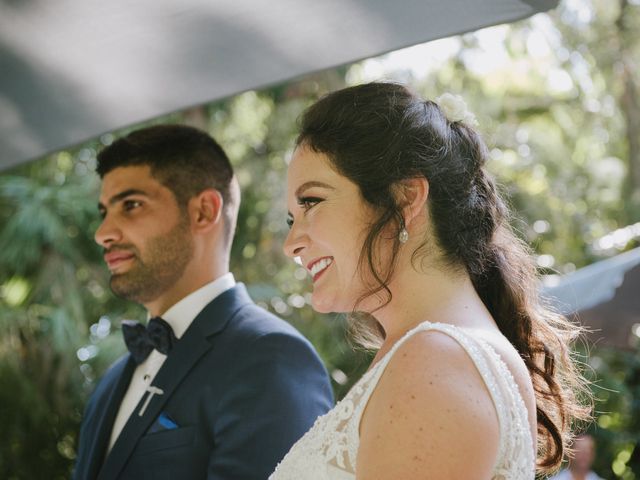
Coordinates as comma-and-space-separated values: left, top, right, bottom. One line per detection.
270, 321, 535, 480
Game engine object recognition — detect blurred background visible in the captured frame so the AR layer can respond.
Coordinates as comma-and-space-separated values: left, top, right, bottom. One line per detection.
1, 0, 639, 478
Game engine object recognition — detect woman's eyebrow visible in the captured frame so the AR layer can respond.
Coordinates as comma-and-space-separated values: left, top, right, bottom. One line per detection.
295, 181, 335, 198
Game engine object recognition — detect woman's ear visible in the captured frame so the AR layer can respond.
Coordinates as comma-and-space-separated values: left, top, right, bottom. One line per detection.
396, 177, 429, 227
189, 189, 223, 233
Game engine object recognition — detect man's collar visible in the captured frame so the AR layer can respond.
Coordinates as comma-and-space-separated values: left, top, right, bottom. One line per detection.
149, 273, 235, 339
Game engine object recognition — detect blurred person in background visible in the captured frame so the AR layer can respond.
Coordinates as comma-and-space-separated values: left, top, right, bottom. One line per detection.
549, 434, 604, 480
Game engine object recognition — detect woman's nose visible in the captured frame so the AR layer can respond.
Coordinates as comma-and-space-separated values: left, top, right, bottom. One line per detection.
283, 223, 307, 258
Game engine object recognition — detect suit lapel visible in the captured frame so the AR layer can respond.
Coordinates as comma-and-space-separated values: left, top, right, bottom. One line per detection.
84, 357, 136, 480
97, 284, 252, 480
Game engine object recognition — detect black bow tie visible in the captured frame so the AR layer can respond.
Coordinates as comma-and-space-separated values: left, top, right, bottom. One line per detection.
122, 317, 177, 365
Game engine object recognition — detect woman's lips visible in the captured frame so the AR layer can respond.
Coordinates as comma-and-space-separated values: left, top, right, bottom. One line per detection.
308, 257, 333, 282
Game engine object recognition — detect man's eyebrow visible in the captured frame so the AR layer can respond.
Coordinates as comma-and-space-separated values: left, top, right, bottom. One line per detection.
98, 188, 148, 210
294, 181, 334, 198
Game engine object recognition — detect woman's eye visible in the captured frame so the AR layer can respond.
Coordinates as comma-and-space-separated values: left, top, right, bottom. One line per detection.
287, 196, 323, 228
298, 196, 322, 211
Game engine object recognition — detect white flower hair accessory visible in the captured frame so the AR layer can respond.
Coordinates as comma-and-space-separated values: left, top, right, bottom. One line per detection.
434, 93, 478, 127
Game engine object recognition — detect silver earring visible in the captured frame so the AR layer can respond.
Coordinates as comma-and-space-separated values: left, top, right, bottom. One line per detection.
399, 223, 409, 244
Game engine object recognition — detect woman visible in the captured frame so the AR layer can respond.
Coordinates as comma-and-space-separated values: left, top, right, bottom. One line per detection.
271, 83, 589, 479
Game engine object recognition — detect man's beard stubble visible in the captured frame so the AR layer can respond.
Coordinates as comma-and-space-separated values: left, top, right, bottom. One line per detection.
109, 219, 194, 304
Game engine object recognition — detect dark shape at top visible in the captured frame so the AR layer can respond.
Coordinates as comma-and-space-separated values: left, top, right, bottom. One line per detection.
0, 0, 558, 171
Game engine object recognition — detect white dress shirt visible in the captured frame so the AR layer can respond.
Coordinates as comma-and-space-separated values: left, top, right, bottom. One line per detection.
107, 273, 236, 451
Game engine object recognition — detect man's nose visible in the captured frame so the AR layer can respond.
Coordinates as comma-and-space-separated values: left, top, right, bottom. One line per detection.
94, 214, 121, 248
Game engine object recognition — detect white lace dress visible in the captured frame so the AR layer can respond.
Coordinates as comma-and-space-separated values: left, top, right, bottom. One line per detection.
270, 321, 535, 480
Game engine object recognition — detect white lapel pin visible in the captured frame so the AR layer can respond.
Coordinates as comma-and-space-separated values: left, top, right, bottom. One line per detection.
138, 385, 164, 416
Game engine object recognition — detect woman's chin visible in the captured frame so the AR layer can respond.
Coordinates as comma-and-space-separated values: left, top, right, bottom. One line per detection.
310, 298, 333, 314
310, 293, 339, 314
311, 295, 353, 315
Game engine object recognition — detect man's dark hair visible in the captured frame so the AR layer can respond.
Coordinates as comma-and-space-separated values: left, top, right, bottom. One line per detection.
97, 124, 238, 245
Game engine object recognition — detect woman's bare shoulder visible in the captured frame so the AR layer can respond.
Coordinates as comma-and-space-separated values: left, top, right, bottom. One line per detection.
357, 328, 501, 479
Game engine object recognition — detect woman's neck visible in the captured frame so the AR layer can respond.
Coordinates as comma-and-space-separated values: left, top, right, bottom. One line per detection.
372, 262, 494, 348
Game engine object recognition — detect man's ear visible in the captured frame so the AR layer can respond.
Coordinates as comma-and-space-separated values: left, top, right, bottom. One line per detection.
395, 177, 429, 226
189, 189, 223, 233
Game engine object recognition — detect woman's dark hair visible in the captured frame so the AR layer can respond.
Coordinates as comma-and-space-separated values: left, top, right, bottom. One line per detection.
296, 82, 590, 473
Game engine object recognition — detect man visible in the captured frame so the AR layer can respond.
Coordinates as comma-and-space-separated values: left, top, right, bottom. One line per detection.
73, 125, 333, 480
549, 434, 604, 480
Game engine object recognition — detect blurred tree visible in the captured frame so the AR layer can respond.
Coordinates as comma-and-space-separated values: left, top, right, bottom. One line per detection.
1, 0, 638, 477
0, 152, 137, 478
582, 345, 640, 479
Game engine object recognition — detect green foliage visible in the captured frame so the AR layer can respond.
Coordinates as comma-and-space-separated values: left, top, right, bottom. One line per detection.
584, 346, 640, 479
1, 1, 639, 477
0, 151, 137, 478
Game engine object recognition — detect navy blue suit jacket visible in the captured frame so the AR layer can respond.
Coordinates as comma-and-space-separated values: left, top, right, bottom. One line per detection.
73, 284, 333, 479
